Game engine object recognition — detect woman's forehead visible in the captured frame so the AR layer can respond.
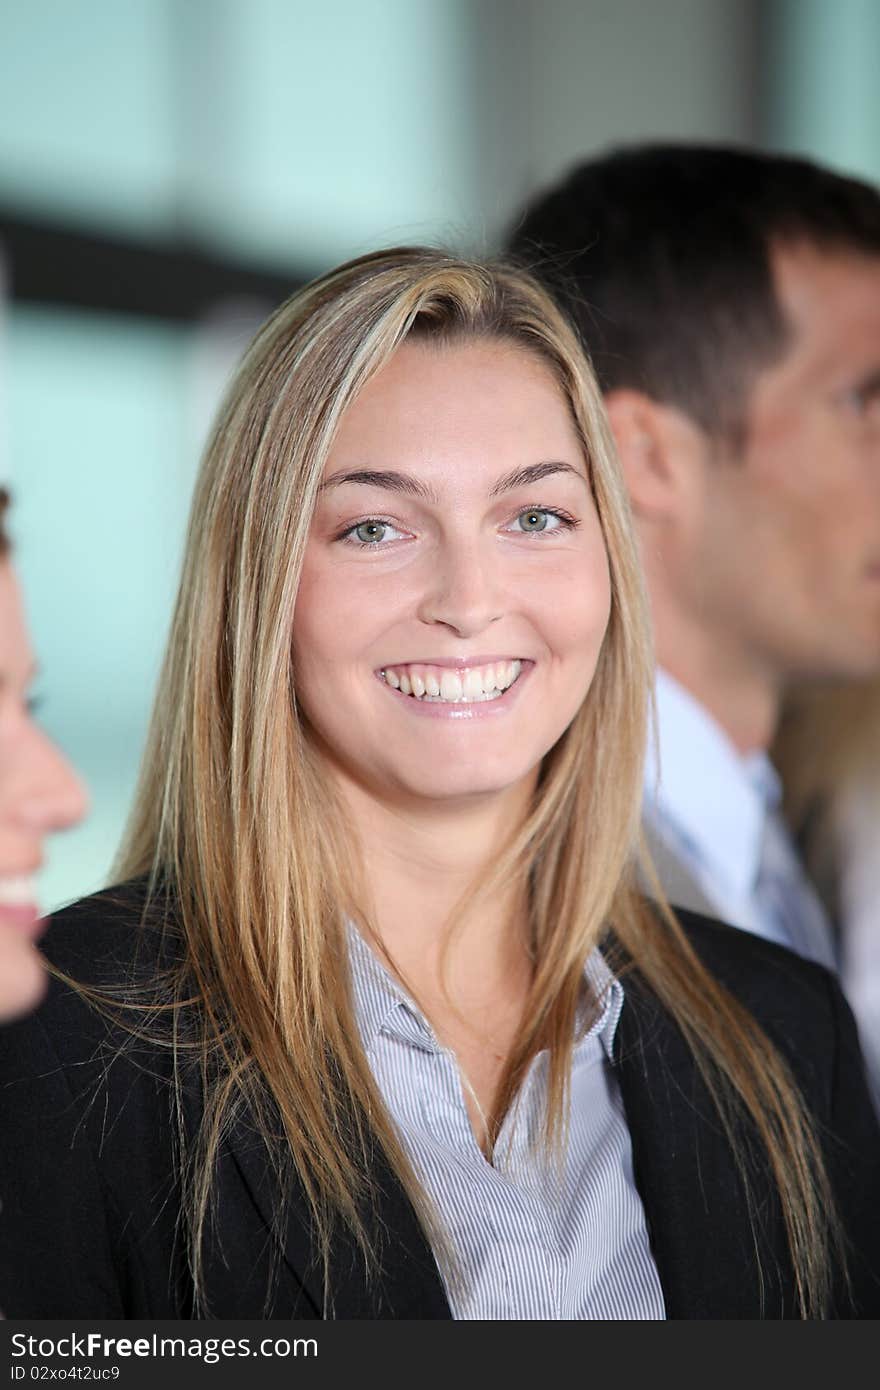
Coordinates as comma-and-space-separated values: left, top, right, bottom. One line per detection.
321, 338, 586, 488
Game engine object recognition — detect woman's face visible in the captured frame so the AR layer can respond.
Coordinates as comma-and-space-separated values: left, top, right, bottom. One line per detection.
292, 338, 611, 812
0, 562, 86, 1020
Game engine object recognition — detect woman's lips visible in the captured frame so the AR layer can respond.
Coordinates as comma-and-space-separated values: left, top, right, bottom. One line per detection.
0, 902, 44, 940
375, 659, 534, 720
0, 874, 43, 939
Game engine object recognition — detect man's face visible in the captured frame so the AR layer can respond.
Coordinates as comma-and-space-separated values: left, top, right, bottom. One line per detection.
688, 243, 880, 686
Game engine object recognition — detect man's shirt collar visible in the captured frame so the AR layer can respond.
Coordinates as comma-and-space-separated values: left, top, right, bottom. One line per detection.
644, 668, 778, 905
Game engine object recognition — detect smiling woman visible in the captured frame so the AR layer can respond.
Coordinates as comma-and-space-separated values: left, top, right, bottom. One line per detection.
0, 250, 878, 1320
0, 491, 87, 1022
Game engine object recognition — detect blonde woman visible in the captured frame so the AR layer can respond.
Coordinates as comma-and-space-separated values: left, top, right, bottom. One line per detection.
0, 251, 877, 1320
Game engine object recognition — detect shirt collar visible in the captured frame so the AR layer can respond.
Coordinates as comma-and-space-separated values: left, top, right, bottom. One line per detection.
580, 950, 624, 1061
644, 668, 778, 902
347, 922, 624, 1064
347, 924, 437, 1056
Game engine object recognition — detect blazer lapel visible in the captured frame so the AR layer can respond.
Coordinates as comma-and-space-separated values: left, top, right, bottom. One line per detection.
227, 1116, 452, 1319
613, 976, 794, 1318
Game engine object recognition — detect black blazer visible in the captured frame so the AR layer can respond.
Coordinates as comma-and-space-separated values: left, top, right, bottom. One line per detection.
0, 881, 878, 1320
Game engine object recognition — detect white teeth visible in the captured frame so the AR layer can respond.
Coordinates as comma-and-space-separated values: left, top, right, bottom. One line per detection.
502, 659, 522, 690
0, 874, 37, 906
462, 669, 484, 699
440, 670, 463, 701
381, 660, 526, 704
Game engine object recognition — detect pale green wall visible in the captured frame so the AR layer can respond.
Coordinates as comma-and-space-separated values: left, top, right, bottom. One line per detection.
177, 0, 486, 267
764, 0, 880, 184
0, 0, 179, 235
7, 308, 192, 909
0, 0, 489, 266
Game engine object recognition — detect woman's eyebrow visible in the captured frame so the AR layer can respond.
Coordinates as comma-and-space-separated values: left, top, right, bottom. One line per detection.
319, 460, 586, 501
319, 469, 438, 501
489, 461, 587, 495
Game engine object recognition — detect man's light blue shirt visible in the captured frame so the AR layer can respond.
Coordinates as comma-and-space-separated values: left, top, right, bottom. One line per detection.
643, 668, 836, 969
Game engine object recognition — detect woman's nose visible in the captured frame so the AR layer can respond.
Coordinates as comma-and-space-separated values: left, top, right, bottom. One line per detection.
416, 537, 503, 638
14, 727, 88, 832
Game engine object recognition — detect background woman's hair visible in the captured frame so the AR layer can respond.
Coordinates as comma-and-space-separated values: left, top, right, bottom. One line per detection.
0, 488, 12, 556
110, 247, 836, 1316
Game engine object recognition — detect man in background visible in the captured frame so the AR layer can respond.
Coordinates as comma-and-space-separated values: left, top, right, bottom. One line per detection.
507, 145, 880, 1048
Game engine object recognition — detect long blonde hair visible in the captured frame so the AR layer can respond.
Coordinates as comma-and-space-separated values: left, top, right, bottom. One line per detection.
115, 247, 836, 1316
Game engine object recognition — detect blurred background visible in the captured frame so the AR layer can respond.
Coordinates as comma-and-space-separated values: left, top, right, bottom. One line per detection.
1, 0, 878, 912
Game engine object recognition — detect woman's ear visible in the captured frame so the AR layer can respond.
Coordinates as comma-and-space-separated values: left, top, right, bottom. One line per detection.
604, 389, 704, 524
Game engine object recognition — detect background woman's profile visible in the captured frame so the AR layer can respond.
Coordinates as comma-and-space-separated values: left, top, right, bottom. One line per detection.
0, 489, 86, 1022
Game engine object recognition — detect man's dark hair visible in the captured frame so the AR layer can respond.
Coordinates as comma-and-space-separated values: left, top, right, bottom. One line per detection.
507, 143, 880, 443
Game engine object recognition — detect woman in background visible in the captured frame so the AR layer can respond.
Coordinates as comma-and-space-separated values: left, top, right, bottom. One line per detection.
0, 251, 877, 1319
0, 489, 86, 1020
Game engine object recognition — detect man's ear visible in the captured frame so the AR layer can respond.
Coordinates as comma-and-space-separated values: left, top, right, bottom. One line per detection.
604, 389, 703, 523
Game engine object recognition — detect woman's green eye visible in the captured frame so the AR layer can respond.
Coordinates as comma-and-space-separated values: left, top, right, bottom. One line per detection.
339, 518, 407, 547
355, 521, 387, 543
517, 509, 549, 532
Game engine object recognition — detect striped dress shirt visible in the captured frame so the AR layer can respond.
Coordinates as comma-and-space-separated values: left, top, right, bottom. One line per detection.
348, 927, 665, 1320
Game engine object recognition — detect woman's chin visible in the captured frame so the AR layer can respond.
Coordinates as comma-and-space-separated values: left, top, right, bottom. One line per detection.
0, 933, 47, 1022
383, 764, 539, 810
